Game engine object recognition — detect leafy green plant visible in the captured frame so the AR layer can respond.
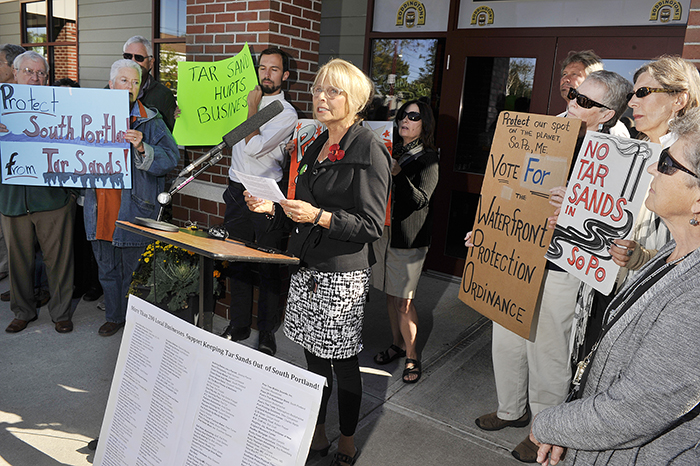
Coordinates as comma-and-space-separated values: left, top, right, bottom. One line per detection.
129, 241, 227, 312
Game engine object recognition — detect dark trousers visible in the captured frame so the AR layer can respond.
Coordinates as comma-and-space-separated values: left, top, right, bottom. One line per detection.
304, 349, 362, 437
223, 181, 283, 332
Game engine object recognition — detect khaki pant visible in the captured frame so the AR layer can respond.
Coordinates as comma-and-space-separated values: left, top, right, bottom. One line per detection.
1, 200, 75, 322
492, 269, 580, 420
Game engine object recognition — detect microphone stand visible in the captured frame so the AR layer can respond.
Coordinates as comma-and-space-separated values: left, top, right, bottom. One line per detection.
133, 150, 225, 232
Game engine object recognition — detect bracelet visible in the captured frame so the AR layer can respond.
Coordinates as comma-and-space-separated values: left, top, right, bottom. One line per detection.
313, 208, 324, 226
265, 204, 276, 220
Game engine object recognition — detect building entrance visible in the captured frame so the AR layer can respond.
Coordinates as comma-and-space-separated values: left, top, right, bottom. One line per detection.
426, 26, 686, 277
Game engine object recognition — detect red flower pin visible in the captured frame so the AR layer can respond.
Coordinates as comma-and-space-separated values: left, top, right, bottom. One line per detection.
328, 144, 345, 162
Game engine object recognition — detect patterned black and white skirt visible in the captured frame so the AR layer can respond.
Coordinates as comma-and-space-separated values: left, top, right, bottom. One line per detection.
284, 267, 370, 359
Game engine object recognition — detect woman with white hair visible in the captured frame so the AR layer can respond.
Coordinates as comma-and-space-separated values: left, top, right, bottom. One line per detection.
531, 105, 700, 466
245, 58, 391, 466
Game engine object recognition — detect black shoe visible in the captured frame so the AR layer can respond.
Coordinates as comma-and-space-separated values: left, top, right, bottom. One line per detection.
87, 438, 98, 451
83, 286, 103, 302
221, 325, 251, 341
258, 331, 277, 356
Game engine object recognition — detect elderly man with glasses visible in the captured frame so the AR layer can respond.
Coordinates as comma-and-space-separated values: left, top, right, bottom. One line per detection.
0, 51, 76, 334
120, 36, 176, 132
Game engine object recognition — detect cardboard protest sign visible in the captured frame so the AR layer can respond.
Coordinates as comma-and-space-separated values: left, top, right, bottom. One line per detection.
545, 133, 658, 294
0, 84, 131, 189
459, 111, 580, 340
287, 120, 393, 225
173, 44, 258, 146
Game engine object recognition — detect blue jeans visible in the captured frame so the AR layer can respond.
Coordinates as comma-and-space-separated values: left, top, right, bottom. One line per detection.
91, 240, 146, 323
223, 181, 284, 332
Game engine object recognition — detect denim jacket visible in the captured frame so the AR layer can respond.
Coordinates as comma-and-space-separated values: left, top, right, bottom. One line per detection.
83, 104, 179, 247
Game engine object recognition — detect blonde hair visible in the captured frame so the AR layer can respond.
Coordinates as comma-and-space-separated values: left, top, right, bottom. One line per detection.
634, 55, 700, 118
313, 58, 373, 121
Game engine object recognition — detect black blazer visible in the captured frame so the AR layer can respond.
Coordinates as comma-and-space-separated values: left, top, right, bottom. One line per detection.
272, 122, 392, 272
391, 147, 439, 249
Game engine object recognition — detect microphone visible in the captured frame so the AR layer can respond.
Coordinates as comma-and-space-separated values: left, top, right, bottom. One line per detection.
177, 100, 284, 177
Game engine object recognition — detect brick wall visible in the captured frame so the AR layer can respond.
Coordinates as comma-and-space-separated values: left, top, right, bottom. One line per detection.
53, 21, 78, 80
177, 0, 322, 319
683, 0, 700, 67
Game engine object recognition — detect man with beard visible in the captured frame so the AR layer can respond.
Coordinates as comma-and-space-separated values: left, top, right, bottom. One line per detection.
219, 47, 297, 356
85, 59, 179, 337
121, 36, 176, 132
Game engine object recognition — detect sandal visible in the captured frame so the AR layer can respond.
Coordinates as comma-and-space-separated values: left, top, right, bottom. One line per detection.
402, 358, 422, 384
330, 448, 360, 466
373, 344, 406, 365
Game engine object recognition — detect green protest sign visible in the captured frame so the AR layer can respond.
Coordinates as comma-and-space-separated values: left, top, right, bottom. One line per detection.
173, 43, 258, 146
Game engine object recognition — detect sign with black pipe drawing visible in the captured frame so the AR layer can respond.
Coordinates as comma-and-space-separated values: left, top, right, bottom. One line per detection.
545, 132, 660, 294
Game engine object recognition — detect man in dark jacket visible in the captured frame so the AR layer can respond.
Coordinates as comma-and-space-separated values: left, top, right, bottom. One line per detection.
0, 51, 76, 333
121, 36, 176, 132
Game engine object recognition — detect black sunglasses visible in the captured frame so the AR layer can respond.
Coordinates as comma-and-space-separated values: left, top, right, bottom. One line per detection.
567, 88, 611, 110
658, 148, 699, 179
398, 111, 421, 122
626, 87, 676, 102
123, 52, 151, 63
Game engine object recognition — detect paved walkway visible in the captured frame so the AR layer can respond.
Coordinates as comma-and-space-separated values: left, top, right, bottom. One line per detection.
0, 272, 534, 465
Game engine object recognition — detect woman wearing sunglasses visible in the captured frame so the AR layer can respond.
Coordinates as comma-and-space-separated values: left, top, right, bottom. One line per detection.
530, 106, 700, 466
468, 70, 632, 463
570, 56, 700, 379
371, 100, 439, 384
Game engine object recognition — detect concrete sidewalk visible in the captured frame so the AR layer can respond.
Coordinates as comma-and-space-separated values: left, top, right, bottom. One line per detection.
0, 272, 534, 466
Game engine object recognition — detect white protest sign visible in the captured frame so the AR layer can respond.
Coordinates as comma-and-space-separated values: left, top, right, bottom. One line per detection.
94, 295, 325, 466
545, 132, 660, 294
0, 83, 131, 189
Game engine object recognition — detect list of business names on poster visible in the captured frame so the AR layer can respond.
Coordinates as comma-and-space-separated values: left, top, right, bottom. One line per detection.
94, 295, 325, 466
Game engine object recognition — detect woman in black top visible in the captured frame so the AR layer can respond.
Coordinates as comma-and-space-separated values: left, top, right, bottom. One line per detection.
245, 58, 391, 466
372, 100, 439, 384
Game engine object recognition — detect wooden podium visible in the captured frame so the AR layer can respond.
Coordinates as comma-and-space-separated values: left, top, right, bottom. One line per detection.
117, 221, 299, 331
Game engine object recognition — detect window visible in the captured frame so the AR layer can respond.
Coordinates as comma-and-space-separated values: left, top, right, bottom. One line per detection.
368, 38, 443, 120
21, 0, 78, 83
154, 0, 186, 96
455, 57, 536, 174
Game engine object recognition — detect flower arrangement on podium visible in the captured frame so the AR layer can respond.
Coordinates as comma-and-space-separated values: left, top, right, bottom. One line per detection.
129, 240, 228, 313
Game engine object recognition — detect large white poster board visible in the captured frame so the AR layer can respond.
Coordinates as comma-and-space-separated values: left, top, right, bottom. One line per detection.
545, 133, 659, 294
94, 295, 325, 466
0, 84, 131, 189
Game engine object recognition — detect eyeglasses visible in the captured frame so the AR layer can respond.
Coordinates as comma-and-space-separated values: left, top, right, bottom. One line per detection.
21, 68, 47, 79
626, 87, 676, 102
567, 88, 610, 109
312, 86, 344, 99
398, 111, 422, 122
658, 148, 699, 179
123, 53, 151, 63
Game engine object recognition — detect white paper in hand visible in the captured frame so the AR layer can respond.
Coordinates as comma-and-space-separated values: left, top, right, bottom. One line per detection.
233, 170, 287, 203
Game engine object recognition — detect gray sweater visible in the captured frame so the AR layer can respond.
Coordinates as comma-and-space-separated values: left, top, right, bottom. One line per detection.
531, 240, 700, 465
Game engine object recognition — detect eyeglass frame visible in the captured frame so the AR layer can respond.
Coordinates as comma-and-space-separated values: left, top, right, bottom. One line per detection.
397, 111, 422, 122
20, 67, 47, 79
311, 85, 344, 99
123, 52, 152, 63
626, 87, 677, 102
658, 147, 699, 179
567, 87, 611, 110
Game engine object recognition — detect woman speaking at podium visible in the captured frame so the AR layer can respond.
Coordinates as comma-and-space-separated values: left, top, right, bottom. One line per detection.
244, 58, 391, 466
